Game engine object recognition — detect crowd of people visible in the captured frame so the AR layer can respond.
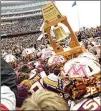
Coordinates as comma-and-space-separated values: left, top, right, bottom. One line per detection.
76, 26, 101, 39
1, 10, 42, 18
76, 26, 101, 61
1, 19, 101, 111
1, 26, 101, 60
1, 33, 43, 52
1, 16, 43, 34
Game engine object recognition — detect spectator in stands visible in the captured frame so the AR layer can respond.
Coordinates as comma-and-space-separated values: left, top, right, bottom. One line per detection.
82, 39, 88, 49
88, 42, 97, 55
77, 32, 82, 42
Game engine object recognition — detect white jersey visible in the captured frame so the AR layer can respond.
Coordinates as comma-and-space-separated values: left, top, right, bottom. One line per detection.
70, 96, 101, 111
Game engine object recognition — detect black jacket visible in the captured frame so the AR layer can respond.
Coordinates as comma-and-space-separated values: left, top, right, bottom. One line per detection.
1, 58, 17, 96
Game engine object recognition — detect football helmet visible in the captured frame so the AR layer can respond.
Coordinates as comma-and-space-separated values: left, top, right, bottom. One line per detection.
78, 52, 99, 62
41, 49, 55, 60
62, 57, 101, 101
4, 54, 17, 68
48, 55, 66, 66
22, 48, 35, 62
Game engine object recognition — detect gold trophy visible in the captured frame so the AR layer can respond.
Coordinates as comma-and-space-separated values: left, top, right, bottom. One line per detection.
42, 2, 86, 60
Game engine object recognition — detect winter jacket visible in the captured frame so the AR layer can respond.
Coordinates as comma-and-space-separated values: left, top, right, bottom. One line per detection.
1, 58, 17, 96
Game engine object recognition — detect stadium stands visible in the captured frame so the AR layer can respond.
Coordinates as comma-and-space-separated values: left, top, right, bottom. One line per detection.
1, 16, 43, 34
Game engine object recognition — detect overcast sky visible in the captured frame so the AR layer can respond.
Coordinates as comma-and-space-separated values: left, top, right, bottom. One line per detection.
55, 1, 100, 31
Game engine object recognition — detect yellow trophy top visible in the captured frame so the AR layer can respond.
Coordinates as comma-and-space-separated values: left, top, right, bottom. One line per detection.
42, 2, 62, 24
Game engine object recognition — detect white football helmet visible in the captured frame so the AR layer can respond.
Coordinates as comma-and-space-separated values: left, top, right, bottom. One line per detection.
63, 57, 100, 101
22, 48, 34, 57
41, 49, 55, 60
63, 57, 100, 78
48, 55, 66, 66
78, 52, 99, 62
4, 54, 17, 63
22, 48, 35, 61
4, 54, 17, 68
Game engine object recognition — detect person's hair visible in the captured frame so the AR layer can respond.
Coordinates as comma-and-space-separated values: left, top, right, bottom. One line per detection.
21, 91, 68, 110
18, 65, 31, 73
18, 72, 29, 84
49, 65, 61, 75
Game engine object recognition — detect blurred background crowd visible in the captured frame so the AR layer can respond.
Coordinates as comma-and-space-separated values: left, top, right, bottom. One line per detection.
1, 26, 101, 62
1, 1, 101, 111
1, 17, 43, 34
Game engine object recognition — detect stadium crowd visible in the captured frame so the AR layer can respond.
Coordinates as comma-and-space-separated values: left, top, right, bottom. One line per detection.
1, 26, 101, 59
1, 16, 43, 34
1, 21, 101, 110
1, 10, 42, 18
1, 0, 101, 110
76, 26, 101, 59
1, 33, 47, 58
76, 26, 101, 39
